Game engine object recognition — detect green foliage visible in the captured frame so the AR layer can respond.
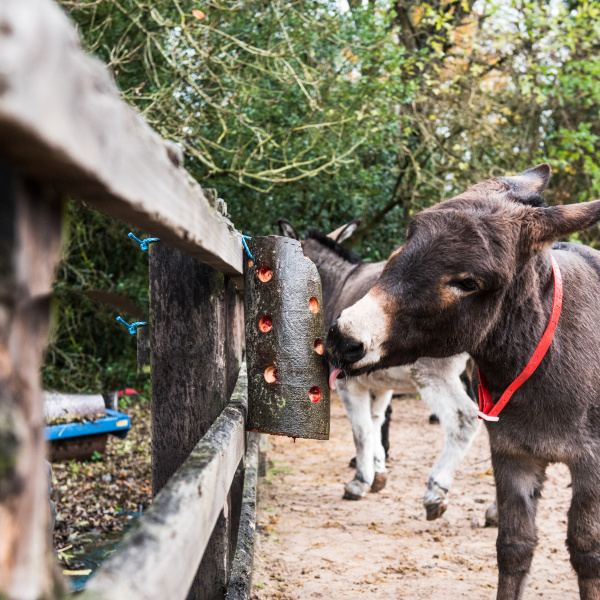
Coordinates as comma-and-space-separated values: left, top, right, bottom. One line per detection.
43, 201, 148, 393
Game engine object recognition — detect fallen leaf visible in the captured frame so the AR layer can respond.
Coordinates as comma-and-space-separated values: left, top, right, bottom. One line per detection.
192, 9, 206, 19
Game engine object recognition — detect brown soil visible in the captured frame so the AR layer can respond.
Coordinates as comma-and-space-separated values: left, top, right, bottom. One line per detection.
252, 394, 577, 599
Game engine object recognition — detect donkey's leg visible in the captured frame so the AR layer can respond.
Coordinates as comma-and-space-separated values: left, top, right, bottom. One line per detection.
338, 382, 374, 500
493, 452, 547, 600
381, 403, 392, 460
349, 401, 392, 469
411, 360, 480, 520
370, 389, 393, 493
567, 459, 600, 600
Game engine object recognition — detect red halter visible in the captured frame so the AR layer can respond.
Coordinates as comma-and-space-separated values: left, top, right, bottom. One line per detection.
477, 256, 563, 422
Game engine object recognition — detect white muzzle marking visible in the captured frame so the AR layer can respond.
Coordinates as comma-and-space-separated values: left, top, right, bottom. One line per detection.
337, 292, 388, 370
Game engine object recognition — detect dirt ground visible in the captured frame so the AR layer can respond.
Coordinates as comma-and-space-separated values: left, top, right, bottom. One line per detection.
252, 394, 577, 599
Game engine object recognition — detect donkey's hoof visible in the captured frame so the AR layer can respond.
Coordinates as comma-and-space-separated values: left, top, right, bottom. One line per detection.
425, 501, 448, 521
429, 413, 440, 425
423, 479, 449, 520
485, 501, 498, 527
343, 479, 368, 500
370, 472, 387, 493
349, 457, 357, 469
343, 490, 363, 500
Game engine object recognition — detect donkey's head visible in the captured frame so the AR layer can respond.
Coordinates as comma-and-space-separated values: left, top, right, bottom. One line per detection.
326, 164, 600, 374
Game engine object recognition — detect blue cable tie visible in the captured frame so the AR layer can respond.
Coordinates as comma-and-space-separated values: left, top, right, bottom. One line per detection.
241, 235, 254, 260
116, 316, 147, 336
128, 232, 160, 252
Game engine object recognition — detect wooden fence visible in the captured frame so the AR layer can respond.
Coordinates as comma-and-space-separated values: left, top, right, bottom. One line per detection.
0, 0, 263, 598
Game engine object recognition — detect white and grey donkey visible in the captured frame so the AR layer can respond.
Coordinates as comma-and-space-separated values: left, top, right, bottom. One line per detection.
279, 219, 483, 520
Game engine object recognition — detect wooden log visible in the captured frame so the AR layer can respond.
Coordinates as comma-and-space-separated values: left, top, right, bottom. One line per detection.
43, 391, 106, 419
0, 0, 243, 288
0, 166, 64, 598
244, 237, 330, 440
81, 366, 248, 600
225, 433, 259, 600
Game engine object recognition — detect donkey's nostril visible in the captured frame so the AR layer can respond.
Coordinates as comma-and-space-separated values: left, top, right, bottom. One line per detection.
346, 340, 363, 353
344, 339, 365, 362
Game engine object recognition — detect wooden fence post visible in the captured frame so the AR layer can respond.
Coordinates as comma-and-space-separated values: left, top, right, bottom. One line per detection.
149, 244, 243, 600
0, 166, 63, 599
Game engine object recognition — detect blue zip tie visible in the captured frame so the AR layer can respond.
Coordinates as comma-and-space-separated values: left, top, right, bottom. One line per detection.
241, 235, 254, 260
116, 316, 147, 336
128, 232, 160, 252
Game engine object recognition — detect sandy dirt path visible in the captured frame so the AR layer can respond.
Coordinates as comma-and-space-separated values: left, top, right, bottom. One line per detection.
252, 394, 577, 599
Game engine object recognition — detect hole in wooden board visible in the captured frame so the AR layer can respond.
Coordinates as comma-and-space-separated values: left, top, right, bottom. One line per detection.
314, 338, 324, 355
264, 366, 278, 383
258, 315, 273, 333
258, 266, 273, 282
309, 386, 321, 403
309, 297, 319, 313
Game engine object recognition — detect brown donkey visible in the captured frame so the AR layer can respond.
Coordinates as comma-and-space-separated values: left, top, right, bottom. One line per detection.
325, 164, 600, 600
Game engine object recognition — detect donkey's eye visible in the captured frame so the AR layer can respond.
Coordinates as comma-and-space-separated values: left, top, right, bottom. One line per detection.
450, 278, 479, 293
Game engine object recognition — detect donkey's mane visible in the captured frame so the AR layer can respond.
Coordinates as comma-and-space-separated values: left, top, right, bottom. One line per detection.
305, 229, 362, 265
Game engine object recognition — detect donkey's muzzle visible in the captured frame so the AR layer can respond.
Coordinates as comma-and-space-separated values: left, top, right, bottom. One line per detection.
325, 320, 366, 368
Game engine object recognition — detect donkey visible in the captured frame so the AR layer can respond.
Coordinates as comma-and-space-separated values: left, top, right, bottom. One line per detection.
278, 219, 480, 519
326, 163, 600, 599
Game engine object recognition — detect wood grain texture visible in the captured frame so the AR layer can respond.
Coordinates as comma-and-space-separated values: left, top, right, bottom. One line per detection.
136, 325, 150, 376
150, 244, 231, 495
0, 167, 64, 599
82, 366, 249, 600
244, 236, 330, 440
150, 243, 242, 599
0, 0, 243, 287
225, 433, 259, 600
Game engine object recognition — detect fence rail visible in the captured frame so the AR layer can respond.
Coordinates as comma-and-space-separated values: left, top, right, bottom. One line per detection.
0, 0, 265, 598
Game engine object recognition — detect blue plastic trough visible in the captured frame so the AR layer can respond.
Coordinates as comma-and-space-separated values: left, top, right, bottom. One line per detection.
45, 409, 131, 442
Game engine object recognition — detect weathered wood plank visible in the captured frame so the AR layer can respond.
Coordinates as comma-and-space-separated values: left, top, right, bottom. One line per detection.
150, 244, 239, 600
82, 365, 249, 600
150, 244, 231, 495
0, 0, 244, 287
0, 166, 64, 599
225, 434, 260, 600
136, 325, 150, 376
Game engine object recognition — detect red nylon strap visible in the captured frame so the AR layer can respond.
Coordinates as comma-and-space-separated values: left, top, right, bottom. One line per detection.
477, 255, 563, 422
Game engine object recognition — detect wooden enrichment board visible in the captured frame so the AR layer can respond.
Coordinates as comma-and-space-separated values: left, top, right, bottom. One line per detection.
244, 236, 330, 440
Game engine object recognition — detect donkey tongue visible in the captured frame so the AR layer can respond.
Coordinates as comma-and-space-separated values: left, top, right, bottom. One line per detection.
329, 365, 342, 390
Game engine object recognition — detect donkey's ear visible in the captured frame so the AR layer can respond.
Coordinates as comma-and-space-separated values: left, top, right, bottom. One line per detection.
278, 218, 300, 240
498, 164, 552, 207
327, 219, 361, 244
528, 200, 600, 246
